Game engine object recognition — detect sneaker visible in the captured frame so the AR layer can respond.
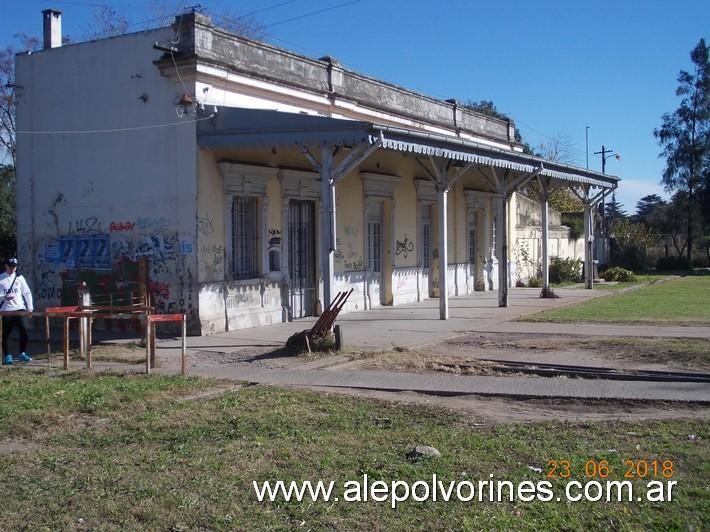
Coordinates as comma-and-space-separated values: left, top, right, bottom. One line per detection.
18, 352, 32, 363
2, 354, 13, 365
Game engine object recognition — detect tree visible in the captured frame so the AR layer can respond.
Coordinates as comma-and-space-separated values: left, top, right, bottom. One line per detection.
654, 38, 710, 268
661, 191, 703, 257
549, 189, 583, 213
1, 35, 39, 168
0, 48, 14, 167
0, 164, 16, 257
464, 99, 535, 154
635, 194, 665, 219
633, 193, 668, 235
609, 216, 659, 270
604, 193, 627, 220
537, 130, 576, 164
82, 2, 266, 41
82, 6, 129, 40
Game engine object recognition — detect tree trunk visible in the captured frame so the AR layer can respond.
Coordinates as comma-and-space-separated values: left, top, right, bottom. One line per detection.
687, 183, 693, 269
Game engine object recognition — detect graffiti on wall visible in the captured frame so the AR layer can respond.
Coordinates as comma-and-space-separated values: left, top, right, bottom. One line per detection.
200, 243, 224, 269
268, 228, 282, 248
110, 221, 136, 232
38, 213, 197, 323
197, 215, 214, 235
395, 234, 415, 258
136, 217, 167, 231
335, 226, 363, 272
66, 217, 103, 234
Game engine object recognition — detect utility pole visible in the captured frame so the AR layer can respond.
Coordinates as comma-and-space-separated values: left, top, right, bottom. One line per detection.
593, 145, 618, 175
593, 145, 621, 267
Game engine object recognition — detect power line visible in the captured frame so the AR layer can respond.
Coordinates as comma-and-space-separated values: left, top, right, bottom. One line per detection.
32, 0, 155, 10
237, 0, 299, 20
513, 118, 557, 142
15, 115, 214, 135
263, 0, 361, 29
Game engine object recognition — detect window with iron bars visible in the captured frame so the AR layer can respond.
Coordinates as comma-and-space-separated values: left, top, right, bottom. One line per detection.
232, 196, 258, 280
468, 226, 476, 266
422, 222, 431, 269
420, 204, 432, 269
367, 220, 382, 273
492, 214, 497, 259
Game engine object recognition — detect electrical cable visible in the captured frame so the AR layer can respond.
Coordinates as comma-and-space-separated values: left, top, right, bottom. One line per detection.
261, 0, 361, 29
218, 0, 298, 21
15, 114, 215, 135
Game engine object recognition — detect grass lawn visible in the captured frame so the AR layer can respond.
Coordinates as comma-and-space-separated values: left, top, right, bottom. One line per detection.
525, 276, 710, 325
1, 371, 708, 530
591, 274, 668, 290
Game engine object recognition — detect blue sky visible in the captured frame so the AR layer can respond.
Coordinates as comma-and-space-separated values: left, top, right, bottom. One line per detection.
4, 0, 709, 212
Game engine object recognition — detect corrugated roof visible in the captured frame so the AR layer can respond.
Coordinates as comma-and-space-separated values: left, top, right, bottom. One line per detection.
198, 108, 619, 189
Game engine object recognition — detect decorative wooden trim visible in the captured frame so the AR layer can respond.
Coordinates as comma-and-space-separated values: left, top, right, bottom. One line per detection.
218, 162, 276, 196
360, 172, 400, 200
280, 169, 320, 199
414, 178, 436, 203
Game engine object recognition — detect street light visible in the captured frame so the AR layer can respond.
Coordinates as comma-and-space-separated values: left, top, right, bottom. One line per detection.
593, 145, 621, 175
593, 145, 621, 267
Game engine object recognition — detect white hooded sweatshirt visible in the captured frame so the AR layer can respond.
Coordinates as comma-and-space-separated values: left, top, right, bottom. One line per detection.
0, 272, 33, 312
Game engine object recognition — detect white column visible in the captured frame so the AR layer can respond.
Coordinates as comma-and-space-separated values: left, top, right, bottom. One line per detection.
584, 200, 593, 290
483, 200, 492, 291
281, 198, 290, 322
438, 187, 448, 319
541, 190, 549, 289
496, 193, 507, 307
320, 147, 335, 309
261, 197, 269, 276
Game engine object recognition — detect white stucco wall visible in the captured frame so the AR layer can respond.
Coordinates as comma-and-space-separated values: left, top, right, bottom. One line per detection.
15, 28, 201, 327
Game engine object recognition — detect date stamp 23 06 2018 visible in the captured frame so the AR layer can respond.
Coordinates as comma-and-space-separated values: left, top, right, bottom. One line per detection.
546, 459, 674, 480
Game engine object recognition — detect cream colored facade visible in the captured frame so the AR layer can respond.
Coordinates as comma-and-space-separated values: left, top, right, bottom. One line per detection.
16, 11, 615, 334
195, 144, 585, 333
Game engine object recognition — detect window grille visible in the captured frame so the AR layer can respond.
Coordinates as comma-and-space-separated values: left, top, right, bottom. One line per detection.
368, 221, 382, 273
468, 226, 476, 266
232, 196, 258, 279
422, 222, 431, 269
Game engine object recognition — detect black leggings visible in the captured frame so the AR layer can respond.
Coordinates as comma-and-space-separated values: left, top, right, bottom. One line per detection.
2, 315, 28, 355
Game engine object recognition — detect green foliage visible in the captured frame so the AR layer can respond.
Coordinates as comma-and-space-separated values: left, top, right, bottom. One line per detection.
635, 194, 665, 220
561, 212, 583, 239
654, 38, 710, 267
0, 164, 15, 258
463, 99, 535, 154
549, 189, 583, 213
661, 191, 704, 259
656, 255, 691, 271
610, 218, 659, 249
527, 277, 541, 288
604, 194, 627, 220
1, 371, 709, 530
600, 267, 637, 282
609, 217, 659, 270
549, 257, 582, 284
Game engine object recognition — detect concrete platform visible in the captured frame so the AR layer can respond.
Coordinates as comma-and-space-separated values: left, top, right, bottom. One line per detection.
163, 287, 710, 352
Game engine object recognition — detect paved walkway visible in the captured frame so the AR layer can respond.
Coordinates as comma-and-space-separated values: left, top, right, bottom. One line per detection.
144, 287, 710, 403
170, 287, 607, 351
163, 286, 710, 353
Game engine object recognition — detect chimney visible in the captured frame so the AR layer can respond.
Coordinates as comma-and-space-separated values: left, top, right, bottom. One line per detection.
42, 9, 62, 49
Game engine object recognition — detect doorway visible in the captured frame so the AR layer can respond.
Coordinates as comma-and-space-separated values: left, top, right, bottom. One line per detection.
288, 200, 316, 318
